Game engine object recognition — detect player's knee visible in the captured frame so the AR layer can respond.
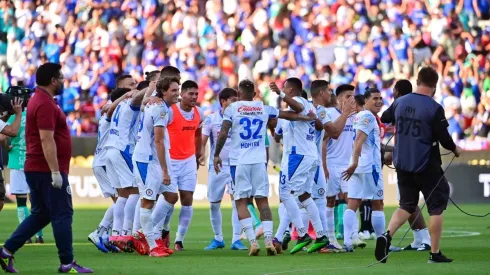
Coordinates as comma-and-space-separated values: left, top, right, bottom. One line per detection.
399, 204, 417, 214
326, 198, 335, 208
164, 192, 179, 204
141, 198, 154, 209
371, 200, 384, 211
298, 192, 311, 202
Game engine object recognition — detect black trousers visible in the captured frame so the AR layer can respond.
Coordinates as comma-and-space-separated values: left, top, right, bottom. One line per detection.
396, 165, 449, 216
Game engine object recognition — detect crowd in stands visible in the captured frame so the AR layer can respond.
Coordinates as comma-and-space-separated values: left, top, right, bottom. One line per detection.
0, 0, 489, 146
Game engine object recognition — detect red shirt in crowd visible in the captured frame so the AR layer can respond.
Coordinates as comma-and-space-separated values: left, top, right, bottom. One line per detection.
25, 88, 72, 174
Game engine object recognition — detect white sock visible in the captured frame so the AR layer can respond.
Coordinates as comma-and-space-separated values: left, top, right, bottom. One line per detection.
352, 210, 360, 240
315, 199, 328, 237
112, 197, 127, 236
301, 198, 325, 237
240, 217, 257, 245
231, 201, 241, 243
326, 206, 336, 242
371, 211, 386, 237
282, 195, 307, 237
262, 220, 273, 243
343, 209, 356, 247
122, 194, 139, 235
140, 208, 157, 250
163, 206, 174, 231
274, 202, 290, 242
152, 197, 174, 236
176, 205, 193, 243
210, 202, 223, 242
133, 199, 141, 234
420, 228, 431, 245
300, 208, 309, 232
96, 204, 114, 237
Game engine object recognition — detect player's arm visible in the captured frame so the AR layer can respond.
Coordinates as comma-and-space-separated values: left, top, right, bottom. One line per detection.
380, 103, 395, 124
432, 105, 461, 156
278, 110, 315, 121
0, 134, 10, 151
325, 97, 355, 139
154, 126, 171, 185
0, 98, 23, 137
269, 83, 304, 113
130, 88, 148, 108
213, 120, 232, 173
195, 127, 203, 168
322, 136, 329, 180
342, 129, 368, 181
107, 92, 132, 119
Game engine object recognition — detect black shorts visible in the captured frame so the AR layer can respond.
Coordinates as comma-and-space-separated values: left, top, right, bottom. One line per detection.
396, 165, 449, 216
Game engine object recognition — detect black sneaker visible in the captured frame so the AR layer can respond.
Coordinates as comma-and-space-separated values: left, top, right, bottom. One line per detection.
282, 231, 291, 251
428, 251, 453, 263
375, 231, 392, 263
417, 243, 431, 251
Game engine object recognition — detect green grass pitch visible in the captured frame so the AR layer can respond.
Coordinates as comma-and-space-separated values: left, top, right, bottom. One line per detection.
0, 204, 489, 275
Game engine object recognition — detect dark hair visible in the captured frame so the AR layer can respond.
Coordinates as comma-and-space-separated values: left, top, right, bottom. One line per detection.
364, 87, 381, 99
218, 88, 238, 106
156, 76, 180, 97
181, 80, 198, 92
417, 66, 439, 88
160, 66, 181, 78
110, 88, 131, 102
335, 84, 355, 97
238, 79, 255, 97
116, 74, 133, 87
310, 80, 329, 97
301, 90, 308, 99
394, 79, 412, 98
145, 70, 160, 81
137, 80, 150, 91
285, 77, 303, 93
354, 94, 365, 106
35, 62, 62, 86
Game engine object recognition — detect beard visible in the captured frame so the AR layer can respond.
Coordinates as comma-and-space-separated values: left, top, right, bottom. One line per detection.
55, 83, 63, 95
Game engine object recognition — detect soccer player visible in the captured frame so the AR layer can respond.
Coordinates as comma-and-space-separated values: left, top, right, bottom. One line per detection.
202, 88, 247, 251
213, 79, 313, 256
342, 88, 386, 252
323, 84, 359, 246
166, 80, 204, 251
381, 79, 432, 252
105, 85, 147, 251
116, 75, 138, 90
271, 78, 329, 254
133, 77, 180, 257
1, 107, 44, 244
88, 98, 120, 253
309, 80, 346, 253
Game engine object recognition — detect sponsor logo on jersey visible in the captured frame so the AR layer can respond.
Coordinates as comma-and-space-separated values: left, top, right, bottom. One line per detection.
182, 126, 197, 131
237, 105, 263, 115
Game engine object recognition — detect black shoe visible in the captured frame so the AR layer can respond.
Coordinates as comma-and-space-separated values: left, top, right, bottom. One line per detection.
403, 243, 419, 251
161, 230, 169, 240
25, 238, 33, 244
428, 251, 453, 263
375, 231, 392, 263
282, 231, 291, 251
417, 243, 431, 251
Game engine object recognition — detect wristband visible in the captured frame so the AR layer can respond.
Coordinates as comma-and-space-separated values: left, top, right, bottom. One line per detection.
279, 92, 286, 99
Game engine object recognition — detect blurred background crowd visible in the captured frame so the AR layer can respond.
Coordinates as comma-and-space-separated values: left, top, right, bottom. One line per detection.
0, 0, 489, 148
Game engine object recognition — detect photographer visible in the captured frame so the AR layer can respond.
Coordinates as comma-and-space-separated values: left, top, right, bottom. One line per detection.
0, 96, 24, 212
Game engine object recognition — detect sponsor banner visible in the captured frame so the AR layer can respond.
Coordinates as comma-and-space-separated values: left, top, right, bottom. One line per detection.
3, 164, 488, 205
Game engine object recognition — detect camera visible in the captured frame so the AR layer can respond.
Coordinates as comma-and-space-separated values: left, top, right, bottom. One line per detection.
0, 86, 32, 113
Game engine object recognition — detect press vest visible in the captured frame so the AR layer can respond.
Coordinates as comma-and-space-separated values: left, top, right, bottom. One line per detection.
168, 104, 200, 160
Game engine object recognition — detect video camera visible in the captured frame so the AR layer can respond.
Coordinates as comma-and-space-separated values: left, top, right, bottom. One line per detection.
0, 86, 33, 114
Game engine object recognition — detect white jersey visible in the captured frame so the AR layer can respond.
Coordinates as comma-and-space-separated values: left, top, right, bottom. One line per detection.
285, 97, 317, 157
92, 114, 111, 168
274, 118, 290, 146
351, 110, 381, 173
325, 107, 356, 166
223, 101, 279, 166
203, 112, 232, 167
315, 104, 331, 162
133, 102, 170, 163
105, 99, 141, 154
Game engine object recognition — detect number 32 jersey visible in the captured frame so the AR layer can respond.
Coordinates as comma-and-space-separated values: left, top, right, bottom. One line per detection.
352, 110, 381, 173
223, 101, 279, 166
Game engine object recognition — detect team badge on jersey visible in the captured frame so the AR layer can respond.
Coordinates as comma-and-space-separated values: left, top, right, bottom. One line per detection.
146, 189, 153, 196
160, 112, 166, 118
318, 188, 325, 195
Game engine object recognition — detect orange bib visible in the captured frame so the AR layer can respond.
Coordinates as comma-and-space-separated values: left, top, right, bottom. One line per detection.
168, 105, 201, 160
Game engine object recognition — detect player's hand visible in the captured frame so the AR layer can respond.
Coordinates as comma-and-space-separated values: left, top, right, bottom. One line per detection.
341, 97, 356, 117
51, 171, 63, 189
384, 152, 393, 165
11, 97, 23, 115
162, 170, 171, 185
307, 111, 316, 120
196, 153, 204, 169
147, 96, 163, 106
148, 80, 156, 92
341, 162, 357, 181
269, 82, 281, 95
453, 146, 462, 158
213, 156, 222, 174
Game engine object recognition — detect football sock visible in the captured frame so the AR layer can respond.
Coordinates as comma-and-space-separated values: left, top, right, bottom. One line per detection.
282, 195, 307, 237
262, 220, 273, 243
112, 197, 127, 236
133, 199, 141, 234
352, 210, 360, 240
301, 198, 325, 237
247, 203, 262, 228
315, 199, 328, 237
122, 194, 139, 235
16, 197, 28, 224
152, 197, 173, 235
326, 207, 336, 242
371, 210, 386, 237
240, 217, 257, 245
140, 208, 157, 250
420, 228, 431, 245
336, 199, 347, 235
275, 202, 290, 242
231, 201, 241, 243
176, 205, 193, 243
343, 209, 356, 247
360, 200, 374, 233
96, 204, 114, 237
210, 202, 223, 242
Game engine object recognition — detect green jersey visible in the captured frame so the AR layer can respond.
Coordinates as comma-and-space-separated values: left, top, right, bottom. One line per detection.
7, 111, 26, 170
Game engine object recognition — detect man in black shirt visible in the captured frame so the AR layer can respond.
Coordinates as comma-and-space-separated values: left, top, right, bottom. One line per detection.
375, 67, 461, 264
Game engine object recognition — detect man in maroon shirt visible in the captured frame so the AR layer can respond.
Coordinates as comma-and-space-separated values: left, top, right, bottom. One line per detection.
0, 63, 92, 274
